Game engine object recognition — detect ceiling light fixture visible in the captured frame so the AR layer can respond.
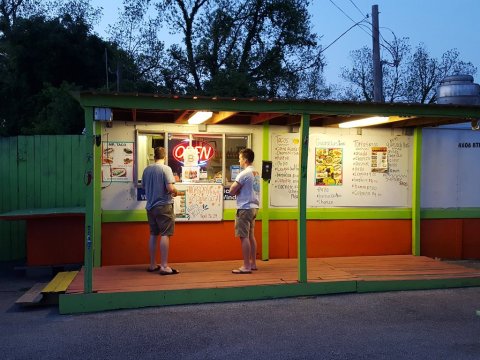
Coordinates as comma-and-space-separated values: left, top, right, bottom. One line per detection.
339, 116, 390, 128
187, 111, 213, 125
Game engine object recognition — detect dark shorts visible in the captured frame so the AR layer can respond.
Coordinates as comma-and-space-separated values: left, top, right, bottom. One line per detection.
235, 208, 258, 238
147, 204, 175, 236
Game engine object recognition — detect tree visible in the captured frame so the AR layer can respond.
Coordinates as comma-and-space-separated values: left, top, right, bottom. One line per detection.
340, 47, 374, 102
0, 14, 150, 135
340, 39, 477, 104
404, 45, 477, 104
111, 0, 326, 98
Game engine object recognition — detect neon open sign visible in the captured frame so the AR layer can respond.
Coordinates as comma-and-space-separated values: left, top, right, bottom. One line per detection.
172, 140, 215, 166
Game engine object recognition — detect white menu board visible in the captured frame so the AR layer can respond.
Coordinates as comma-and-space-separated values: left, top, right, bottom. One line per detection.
269, 132, 412, 208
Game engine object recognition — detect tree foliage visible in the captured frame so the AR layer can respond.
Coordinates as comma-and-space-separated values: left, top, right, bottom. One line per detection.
110, 0, 327, 98
0, 1, 149, 136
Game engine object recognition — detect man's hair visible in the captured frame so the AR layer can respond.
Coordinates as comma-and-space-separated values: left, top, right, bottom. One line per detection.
239, 148, 254, 163
154, 147, 166, 160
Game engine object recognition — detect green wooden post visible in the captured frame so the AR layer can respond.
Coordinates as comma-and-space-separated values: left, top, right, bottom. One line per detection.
412, 127, 422, 256
298, 114, 310, 282
261, 122, 270, 260
93, 122, 102, 267
84, 107, 94, 293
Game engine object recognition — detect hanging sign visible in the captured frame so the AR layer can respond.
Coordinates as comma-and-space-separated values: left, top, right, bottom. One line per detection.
172, 140, 215, 166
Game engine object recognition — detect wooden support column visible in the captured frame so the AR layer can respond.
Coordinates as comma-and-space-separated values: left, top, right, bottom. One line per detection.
412, 127, 422, 256
84, 107, 94, 293
261, 122, 270, 260
298, 114, 310, 282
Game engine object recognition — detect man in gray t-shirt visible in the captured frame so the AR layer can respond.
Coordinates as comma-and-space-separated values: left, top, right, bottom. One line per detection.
141, 147, 179, 275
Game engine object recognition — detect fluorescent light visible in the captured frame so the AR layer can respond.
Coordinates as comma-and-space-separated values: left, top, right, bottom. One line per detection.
339, 116, 389, 128
188, 111, 213, 125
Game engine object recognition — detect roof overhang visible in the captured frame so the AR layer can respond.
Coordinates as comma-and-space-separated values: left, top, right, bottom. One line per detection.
76, 92, 480, 128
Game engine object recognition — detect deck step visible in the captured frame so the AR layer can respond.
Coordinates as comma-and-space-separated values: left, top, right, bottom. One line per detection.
42, 271, 79, 293
16, 282, 47, 305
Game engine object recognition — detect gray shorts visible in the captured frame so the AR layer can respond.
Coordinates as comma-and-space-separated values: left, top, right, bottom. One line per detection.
235, 208, 258, 238
147, 204, 175, 236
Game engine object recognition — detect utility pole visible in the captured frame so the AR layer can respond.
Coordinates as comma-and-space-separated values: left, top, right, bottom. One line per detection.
372, 4, 383, 102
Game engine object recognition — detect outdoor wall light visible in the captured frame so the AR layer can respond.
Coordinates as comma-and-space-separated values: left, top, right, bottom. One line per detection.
188, 111, 213, 125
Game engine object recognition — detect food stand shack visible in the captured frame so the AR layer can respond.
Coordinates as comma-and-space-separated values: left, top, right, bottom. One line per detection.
58, 92, 480, 313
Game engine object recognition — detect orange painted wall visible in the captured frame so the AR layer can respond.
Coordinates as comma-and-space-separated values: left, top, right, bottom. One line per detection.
102, 219, 412, 265
421, 219, 480, 259
462, 219, 480, 259
23, 217, 479, 266
27, 217, 84, 266
101, 221, 263, 266
269, 219, 412, 258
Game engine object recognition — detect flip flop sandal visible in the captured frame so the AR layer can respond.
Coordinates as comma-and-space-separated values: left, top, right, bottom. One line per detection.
147, 265, 160, 272
159, 268, 179, 275
232, 268, 252, 274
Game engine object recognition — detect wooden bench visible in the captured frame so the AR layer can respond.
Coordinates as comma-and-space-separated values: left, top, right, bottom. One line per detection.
0, 207, 85, 266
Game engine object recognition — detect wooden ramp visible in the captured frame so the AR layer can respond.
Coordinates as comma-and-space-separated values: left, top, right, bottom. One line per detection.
60, 256, 480, 314
17, 271, 78, 306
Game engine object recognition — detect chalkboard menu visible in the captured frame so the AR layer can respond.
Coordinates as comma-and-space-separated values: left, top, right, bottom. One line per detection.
174, 183, 223, 221
270, 131, 412, 207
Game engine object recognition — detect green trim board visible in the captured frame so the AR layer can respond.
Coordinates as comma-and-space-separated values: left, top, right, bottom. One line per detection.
59, 281, 356, 314
58, 276, 480, 314
0, 207, 85, 220
102, 208, 405, 222
101, 207, 480, 223
357, 277, 480, 293
421, 208, 480, 219
78, 92, 480, 120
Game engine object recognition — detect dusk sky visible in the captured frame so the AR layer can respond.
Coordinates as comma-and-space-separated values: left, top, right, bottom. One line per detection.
91, 0, 480, 86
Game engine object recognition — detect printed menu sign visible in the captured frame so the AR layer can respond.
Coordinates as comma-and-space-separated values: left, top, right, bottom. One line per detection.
371, 146, 388, 173
102, 141, 134, 182
314, 148, 343, 186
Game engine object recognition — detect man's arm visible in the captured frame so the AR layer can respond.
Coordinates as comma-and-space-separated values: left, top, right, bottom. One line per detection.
229, 181, 242, 196
166, 183, 178, 197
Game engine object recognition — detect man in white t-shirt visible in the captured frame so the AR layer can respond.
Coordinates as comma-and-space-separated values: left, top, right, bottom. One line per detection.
229, 148, 260, 274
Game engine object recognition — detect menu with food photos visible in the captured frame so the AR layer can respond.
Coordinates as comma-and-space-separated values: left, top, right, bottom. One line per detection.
102, 141, 134, 182
270, 132, 412, 207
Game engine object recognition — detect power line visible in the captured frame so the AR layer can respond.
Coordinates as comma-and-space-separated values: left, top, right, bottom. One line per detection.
329, 0, 356, 23
320, 18, 369, 54
329, 0, 371, 37
326, 2, 400, 62
348, 0, 367, 18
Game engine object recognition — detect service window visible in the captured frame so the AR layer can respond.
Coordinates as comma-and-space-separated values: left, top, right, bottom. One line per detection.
136, 131, 250, 185
136, 131, 165, 184
225, 135, 250, 185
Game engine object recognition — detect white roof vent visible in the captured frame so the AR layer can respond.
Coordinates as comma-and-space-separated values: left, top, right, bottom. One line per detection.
437, 75, 480, 105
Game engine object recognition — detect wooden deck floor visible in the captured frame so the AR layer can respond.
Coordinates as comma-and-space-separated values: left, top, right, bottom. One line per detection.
66, 255, 480, 294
